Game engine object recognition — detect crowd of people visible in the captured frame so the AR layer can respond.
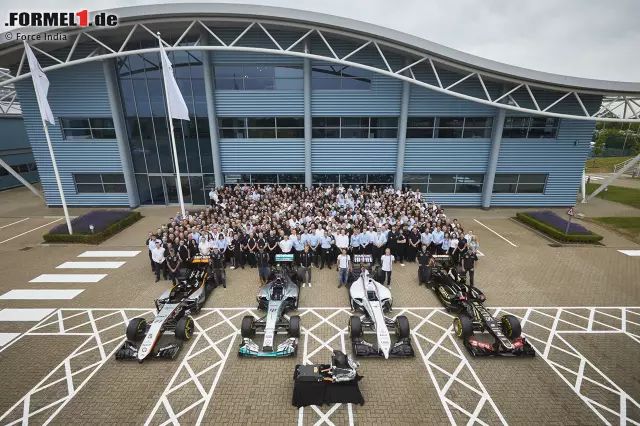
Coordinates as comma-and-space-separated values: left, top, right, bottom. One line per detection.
146, 184, 480, 288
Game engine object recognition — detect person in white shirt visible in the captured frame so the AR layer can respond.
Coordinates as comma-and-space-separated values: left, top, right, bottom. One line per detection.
208, 188, 218, 207
151, 241, 167, 282
380, 248, 395, 286
279, 235, 293, 253
335, 229, 349, 251
336, 248, 352, 288
315, 226, 325, 239
199, 236, 211, 256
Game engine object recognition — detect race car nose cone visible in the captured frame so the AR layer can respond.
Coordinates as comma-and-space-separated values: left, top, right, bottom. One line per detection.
381, 346, 390, 359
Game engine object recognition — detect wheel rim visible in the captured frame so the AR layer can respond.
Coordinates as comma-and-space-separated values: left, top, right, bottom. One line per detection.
185, 318, 194, 340
454, 318, 462, 336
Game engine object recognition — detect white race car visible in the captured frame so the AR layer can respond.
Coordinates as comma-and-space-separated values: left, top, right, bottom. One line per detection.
347, 269, 414, 358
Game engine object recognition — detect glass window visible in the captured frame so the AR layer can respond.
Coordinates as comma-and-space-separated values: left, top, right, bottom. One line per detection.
465, 117, 493, 127
493, 183, 517, 193
341, 67, 371, 78
342, 117, 369, 127
406, 128, 434, 138
274, 66, 303, 78
370, 117, 398, 127
312, 117, 340, 127
278, 174, 305, 183
436, 128, 463, 138
429, 174, 457, 184
313, 173, 339, 183
215, 78, 243, 90
274, 79, 303, 90
277, 117, 303, 127
502, 126, 528, 138
312, 129, 340, 138
439, 117, 465, 127
516, 183, 545, 193
224, 174, 250, 185
102, 174, 125, 183
369, 128, 398, 138
341, 78, 371, 90
243, 78, 274, 90
103, 184, 127, 193
243, 66, 275, 78
219, 118, 245, 128
403, 174, 429, 184
247, 117, 275, 127
251, 174, 278, 183
89, 118, 115, 129
277, 129, 304, 138
340, 174, 367, 184
407, 117, 435, 128
61, 118, 90, 128
455, 175, 484, 193
64, 129, 92, 139
220, 128, 246, 138
463, 128, 492, 138
214, 66, 243, 77
530, 117, 558, 127
92, 129, 117, 139
367, 174, 394, 184
74, 174, 101, 184
312, 78, 341, 90
340, 128, 368, 138
518, 174, 547, 184
248, 128, 276, 138
136, 174, 152, 205
527, 126, 557, 138
312, 65, 341, 77
428, 183, 455, 193
493, 174, 519, 184
76, 184, 104, 193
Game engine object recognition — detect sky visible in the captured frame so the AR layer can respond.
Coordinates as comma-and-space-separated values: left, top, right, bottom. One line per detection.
1, 0, 638, 82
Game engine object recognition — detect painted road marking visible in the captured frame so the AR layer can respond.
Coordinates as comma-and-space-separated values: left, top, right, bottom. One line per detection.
0, 218, 29, 229
0, 333, 20, 346
0, 218, 63, 245
477, 250, 485, 257
0, 308, 56, 322
618, 250, 640, 257
30, 274, 107, 283
0, 289, 84, 300
473, 219, 518, 247
57, 261, 126, 269
587, 176, 605, 181
78, 251, 141, 258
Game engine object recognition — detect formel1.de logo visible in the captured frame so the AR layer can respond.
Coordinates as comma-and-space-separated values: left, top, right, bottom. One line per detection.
5, 10, 118, 27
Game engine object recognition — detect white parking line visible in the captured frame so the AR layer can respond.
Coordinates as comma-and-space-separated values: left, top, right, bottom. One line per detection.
29, 274, 106, 283
0, 289, 85, 300
473, 219, 517, 247
78, 251, 141, 258
0, 309, 56, 322
0, 218, 63, 245
618, 250, 640, 257
476, 250, 485, 257
56, 261, 126, 269
0, 333, 20, 346
0, 218, 29, 229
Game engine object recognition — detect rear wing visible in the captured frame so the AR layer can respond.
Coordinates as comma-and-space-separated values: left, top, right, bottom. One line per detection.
353, 255, 373, 264
275, 254, 294, 263
191, 255, 210, 263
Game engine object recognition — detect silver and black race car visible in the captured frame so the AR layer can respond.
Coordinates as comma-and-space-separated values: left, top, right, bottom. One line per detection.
239, 254, 301, 357
116, 256, 219, 362
347, 268, 414, 358
427, 255, 486, 312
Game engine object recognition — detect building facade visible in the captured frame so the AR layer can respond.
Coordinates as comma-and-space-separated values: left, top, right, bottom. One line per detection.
2, 4, 637, 208
0, 115, 39, 191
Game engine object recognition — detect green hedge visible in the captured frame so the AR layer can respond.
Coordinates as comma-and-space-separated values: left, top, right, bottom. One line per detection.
43, 212, 143, 244
516, 212, 603, 243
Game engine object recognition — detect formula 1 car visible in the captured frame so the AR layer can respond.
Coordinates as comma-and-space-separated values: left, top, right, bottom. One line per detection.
347, 268, 414, 358
115, 256, 219, 362
453, 300, 536, 357
427, 255, 486, 312
239, 254, 301, 357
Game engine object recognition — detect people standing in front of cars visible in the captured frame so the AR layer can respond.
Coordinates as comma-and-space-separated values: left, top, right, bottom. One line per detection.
337, 248, 352, 289
147, 233, 157, 273
461, 248, 478, 287
255, 247, 270, 286
300, 245, 314, 288
210, 246, 227, 289
380, 248, 394, 286
387, 225, 398, 264
372, 228, 386, 266
166, 247, 180, 285
396, 226, 406, 266
408, 227, 420, 262
246, 232, 257, 268
319, 233, 332, 270
293, 233, 304, 264
152, 240, 167, 282
350, 228, 362, 256
266, 229, 278, 267
416, 244, 433, 286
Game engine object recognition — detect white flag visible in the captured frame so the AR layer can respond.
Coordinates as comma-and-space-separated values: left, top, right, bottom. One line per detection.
24, 41, 55, 125
159, 46, 190, 121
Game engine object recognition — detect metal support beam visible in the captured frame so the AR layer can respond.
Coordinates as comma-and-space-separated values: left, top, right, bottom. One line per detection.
481, 108, 506, 209
587, 152, 640, 200
102, 57, 139, 207
200, 29, 223, 188
304, 39, 312, 189
0, 157, 43, 199
395, 59, 411, 189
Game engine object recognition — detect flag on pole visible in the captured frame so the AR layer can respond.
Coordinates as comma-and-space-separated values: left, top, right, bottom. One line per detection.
23, 42, 55, 125
159, 46, 190, 121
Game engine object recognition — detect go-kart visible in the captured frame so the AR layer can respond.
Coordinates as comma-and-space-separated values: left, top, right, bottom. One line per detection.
427, 255, 486, 312
347, 268, 414, 358
239, 254, 301, 357
115, 256, 219, 362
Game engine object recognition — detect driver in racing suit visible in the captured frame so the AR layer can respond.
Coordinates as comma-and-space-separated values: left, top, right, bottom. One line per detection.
209, 247, 227, 289
416, 245, 433, 286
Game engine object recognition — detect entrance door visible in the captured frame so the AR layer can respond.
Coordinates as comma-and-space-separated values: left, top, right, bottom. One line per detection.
162, 175, 193, 205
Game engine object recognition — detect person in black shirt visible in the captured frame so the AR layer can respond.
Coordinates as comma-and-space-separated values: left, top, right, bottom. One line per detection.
166, 247, 181, 285
387, 226, 398, 261
416, 245, 433, 286
255, 247, 270, 286
228, 235, 237, 269
396, 226, 407, 265
210, 247, 227, 288
266, 230, 278, 267
461, 248, 478, 288
188, 238, 199, 260
451, 238, 468, 276
246, 232, 257, 268
408, 227, 420, 262
237, 232, 247, 269
178, 240, 189, 265
299, 245, 313, 287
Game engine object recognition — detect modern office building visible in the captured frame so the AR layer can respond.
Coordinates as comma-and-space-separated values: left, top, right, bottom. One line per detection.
0, 4, 638, 207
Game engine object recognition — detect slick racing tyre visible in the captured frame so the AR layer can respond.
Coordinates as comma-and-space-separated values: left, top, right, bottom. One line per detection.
348, 316, 362, 338
241, 315, 256, 338
126, 318, 147, 342
453, 316, 474, 339
175, 316, 195, 341
289, 315, 301, 338
395, 315, 410, 338
501, 314, 522, 339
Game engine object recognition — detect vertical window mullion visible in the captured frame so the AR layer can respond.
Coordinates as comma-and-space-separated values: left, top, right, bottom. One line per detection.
515, 174, 520, 193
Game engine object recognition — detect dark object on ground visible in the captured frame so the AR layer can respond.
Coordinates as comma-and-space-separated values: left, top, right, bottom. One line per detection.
44, 210, 143, 244
516, 211, 602, 243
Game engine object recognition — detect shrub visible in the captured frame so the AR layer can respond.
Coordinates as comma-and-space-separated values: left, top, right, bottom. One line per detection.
44, 210, 143, 244
516, 211, 603, 243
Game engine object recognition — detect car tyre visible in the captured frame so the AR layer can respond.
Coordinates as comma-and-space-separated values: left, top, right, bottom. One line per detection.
126, 318, 147, 342
241, 315, 256, 338
289, 315, 301, 338
349, 316, 362, 338
453, 315, 474, 339
396, 315, 410, 338
175, 316, 194, 341
501, 314, 522, 339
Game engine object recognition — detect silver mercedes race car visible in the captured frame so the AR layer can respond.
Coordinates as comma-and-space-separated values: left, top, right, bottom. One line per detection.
116, 256, 218, 362
347, 268, 414, 358
239, 254, 301, 357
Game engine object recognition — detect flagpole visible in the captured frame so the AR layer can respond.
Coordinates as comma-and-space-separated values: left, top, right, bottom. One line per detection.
158, 32, 186, 219
25, 41, 72, 234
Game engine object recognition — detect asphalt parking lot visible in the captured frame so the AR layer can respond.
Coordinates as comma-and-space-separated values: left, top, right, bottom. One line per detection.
0, 187, 639, 425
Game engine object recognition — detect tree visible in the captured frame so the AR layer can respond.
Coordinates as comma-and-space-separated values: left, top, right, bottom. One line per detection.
592, 134, 605, 166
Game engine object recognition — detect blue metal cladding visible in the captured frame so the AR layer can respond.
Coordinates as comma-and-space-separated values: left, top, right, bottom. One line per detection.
220, 139, 305, 173
212, 28, 304, 116
14, 46, 128, 206
312, 139, 397, 173
309, 35, 403, 116
490, 119, 595, 206
0, 117, 31, 150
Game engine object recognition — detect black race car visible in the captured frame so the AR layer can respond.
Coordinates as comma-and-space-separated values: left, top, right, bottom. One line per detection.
427, 255, 486, 312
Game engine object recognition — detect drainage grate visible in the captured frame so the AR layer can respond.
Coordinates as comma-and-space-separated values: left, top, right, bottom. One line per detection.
20, 247, 33, 251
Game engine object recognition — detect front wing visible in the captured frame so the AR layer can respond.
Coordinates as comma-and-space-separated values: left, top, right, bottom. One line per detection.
352, 337, 414, 358
115, 340, 183, 361
463, 337, 536, 357
239, 337, 298, 357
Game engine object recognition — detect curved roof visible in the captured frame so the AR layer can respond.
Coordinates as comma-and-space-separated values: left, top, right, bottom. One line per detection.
1, 3, 639, 93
